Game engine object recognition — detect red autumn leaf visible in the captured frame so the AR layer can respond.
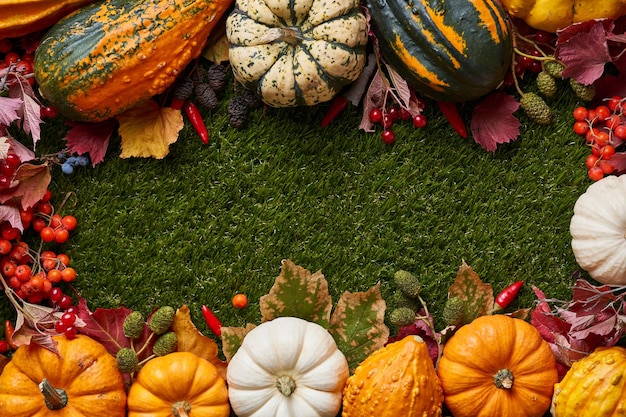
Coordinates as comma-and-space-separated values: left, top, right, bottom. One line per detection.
556, 20, 613, 85
594, 54, 626, 100
64, 120, 117, 166
0, 204, 23, 231
470, 92, 521, 152
0, 96, 22, 126
0, 162, 51, 210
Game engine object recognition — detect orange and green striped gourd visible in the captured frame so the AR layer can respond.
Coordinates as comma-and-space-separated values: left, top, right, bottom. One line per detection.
34, 0, 233, 122
363, 0, 513, 102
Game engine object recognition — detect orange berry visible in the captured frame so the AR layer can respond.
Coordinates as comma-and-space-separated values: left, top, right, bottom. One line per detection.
232, 293, 249, 309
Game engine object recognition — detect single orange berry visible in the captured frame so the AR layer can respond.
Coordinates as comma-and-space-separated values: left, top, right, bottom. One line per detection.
60, 267, 76, 282
232, 293, 248, 309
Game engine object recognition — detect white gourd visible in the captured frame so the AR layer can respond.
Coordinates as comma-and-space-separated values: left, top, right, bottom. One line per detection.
226, 316, 349, 417
570, 175, 626, 285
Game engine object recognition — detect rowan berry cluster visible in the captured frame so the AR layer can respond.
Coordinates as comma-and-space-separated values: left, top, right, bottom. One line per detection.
572, 96, 626, 181
0, 190, 78, 309
369, 102, 428, 145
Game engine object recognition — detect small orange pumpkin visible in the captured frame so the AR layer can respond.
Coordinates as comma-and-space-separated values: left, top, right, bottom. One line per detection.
127, 351, 230, 417
0, 334, 127, 417
437, 315, 558, 417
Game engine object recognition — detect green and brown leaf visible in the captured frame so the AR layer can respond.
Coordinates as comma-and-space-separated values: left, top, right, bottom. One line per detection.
447, 260, 494, 325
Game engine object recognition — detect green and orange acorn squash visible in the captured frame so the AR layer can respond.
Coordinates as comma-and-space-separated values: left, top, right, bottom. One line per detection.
363, 0, 513, 102
0, 0, 97, 40
34, 0, 233, 122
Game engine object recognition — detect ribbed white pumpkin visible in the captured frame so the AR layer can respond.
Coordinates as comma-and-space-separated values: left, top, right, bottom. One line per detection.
225, 0, 368, 107
226, 316, 349, 417
570, 175, 626, 285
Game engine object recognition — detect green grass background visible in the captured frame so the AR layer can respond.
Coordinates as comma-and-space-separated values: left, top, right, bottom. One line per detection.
1, 75, 596, 342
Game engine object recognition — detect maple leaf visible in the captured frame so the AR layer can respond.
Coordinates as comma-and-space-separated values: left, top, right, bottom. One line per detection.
117, 99, 183, 159
0, 96, 22, 126
7, 135, 36, 162
259, 259, 333, 326
0, 204, 23, 231
447, 260, 494, 325
556, 20, 614, 84
329, 283, 389, 373
594, 54, 626, 100
359, 69, 385, 132
172, 305, 227, 378
0, 162, 51, 210
470, 92, 521, 152
64, 120, 116, 166
75, 298, 135, 355
221, 323, 256, 362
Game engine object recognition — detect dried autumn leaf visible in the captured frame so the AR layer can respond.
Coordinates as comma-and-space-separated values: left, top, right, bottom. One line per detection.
202, 33, 230, 64
0, 162, 51, 210
259, 259, 333, 327
172, 305, 226, 378
117, 99, 183, 159
329, 283, 389, 373
447, 261, 494, 325
221, 323, 256, 362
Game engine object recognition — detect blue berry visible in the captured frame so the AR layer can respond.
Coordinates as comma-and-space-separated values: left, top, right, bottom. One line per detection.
65, 156, 78, 166
61, 162, 74, 175
76, 155, 90, 166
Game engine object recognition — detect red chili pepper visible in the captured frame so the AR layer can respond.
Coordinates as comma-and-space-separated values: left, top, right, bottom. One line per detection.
184, 102, 209, 144
320, 95, 349, 128
170, 97, 186, 110
437, 101, 468, 138
494, 281, 524, 311
201, 305, 222, 336
4, 319, 18, 350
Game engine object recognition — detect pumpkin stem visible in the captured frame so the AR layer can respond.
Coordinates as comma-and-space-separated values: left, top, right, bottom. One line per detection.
493, 368, 514, 389
172, 400, 192, 417
276, 375, 297, 396
38, 378, 68, 410
259, 27, 303, 45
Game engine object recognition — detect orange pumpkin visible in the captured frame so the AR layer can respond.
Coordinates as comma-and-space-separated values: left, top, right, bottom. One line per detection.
0, 0, 97, 40
0, 334, 127, 417
127, 351, 230, 417
437, 315, 558, 417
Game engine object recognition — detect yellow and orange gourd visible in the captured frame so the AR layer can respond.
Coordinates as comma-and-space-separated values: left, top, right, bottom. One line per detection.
34, 0, 233, 122
342, 335, 444, 417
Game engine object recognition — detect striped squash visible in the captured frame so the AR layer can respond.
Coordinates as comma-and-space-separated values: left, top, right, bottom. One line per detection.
363, 0, 513, 102
225, 0, 368, 107
0, 0, 97, 40
34, 0, 233, 122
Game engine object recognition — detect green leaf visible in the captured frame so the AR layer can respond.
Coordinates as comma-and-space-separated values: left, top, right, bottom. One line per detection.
447, 260, 494, 325
220, 323, 256, 362
329, 283, 389, 373
259, 259, 333, 327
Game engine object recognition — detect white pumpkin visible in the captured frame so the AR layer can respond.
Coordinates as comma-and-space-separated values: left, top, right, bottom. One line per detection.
226, 316, 349, 417
225, 0, 368, 107
570, 175, 626, 285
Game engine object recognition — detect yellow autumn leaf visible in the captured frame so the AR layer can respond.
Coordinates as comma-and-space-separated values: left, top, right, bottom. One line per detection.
117, 99, 183, 159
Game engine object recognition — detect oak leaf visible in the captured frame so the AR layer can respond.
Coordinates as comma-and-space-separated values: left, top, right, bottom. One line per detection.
117, 99, 183, 159
447, 260, 494, 325
172, 305, 227, 378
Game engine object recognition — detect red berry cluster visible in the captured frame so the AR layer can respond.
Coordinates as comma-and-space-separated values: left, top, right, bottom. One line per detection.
0, 37, 36, 88
1, 190, 78, 308
369, 102, 428, 145
571, 96, 626, 181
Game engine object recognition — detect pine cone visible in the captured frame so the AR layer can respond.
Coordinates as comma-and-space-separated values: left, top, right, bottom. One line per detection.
195, 83, 218, 109
520, 92, 553, 125
570, 79, 596, 101
536, 71, 557, 98
173, 77, 194, 101
241, 88, 263, 110
543, 60, 564, 79
207, 64, 228, 92
228, 96, 249, 129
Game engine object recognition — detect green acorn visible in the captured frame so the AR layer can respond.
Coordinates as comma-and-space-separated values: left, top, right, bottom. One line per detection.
123, 311, 145, 339
536, 71, 557, 98
152, 331, 178, 356
442, 296, 465, 327
520, 92, 553, 125
148, 306, 176, 335
393, 270, 422, 299
116, 347, 139, 373
388, 307, 417, 327
570, 79, 596, 101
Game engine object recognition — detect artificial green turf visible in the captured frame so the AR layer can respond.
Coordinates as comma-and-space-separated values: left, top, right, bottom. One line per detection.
0, 79, 595, 340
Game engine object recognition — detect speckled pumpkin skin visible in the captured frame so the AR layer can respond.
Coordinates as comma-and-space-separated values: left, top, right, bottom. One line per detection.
225, 0, 368, 107
34, 0, 233, 122
342, 335, 444, 417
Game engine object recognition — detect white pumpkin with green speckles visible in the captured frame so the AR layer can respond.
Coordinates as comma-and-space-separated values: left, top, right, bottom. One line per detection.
226, 0, 368, 107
